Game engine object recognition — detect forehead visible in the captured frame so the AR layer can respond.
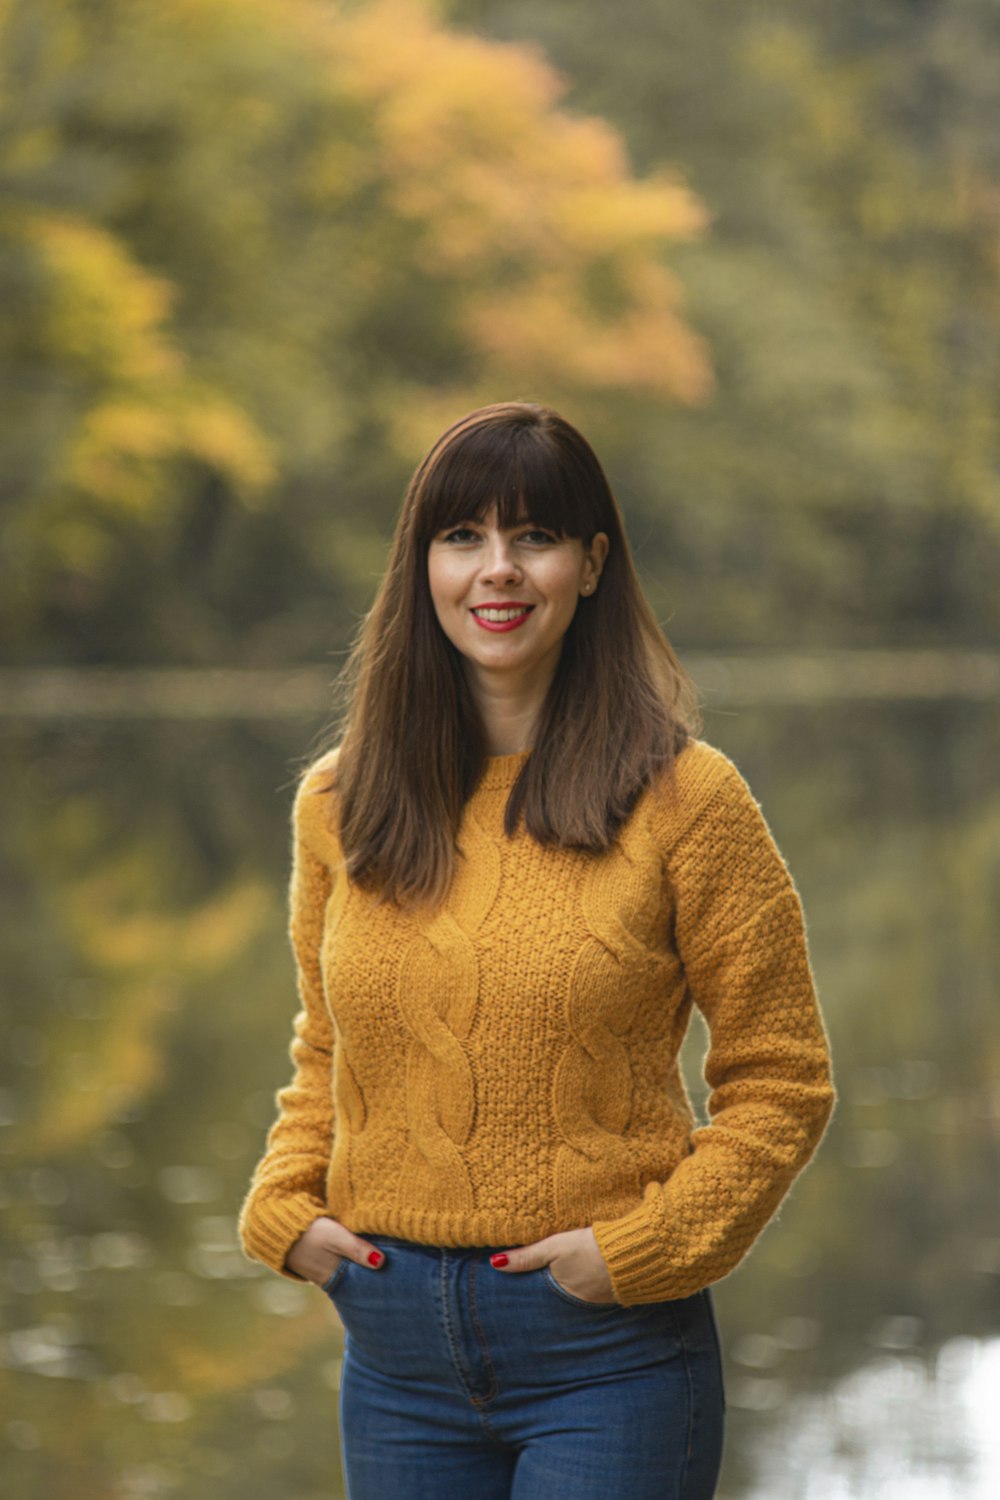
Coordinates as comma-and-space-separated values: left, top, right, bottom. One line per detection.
416, 428, 590, 540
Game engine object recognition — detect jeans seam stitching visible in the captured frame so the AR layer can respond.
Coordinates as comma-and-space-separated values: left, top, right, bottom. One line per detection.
439, 1252, 481, 1407
543, 1266, 618, 1310
668, 1299, 696, 1487
322, 1260, 347, 1295
466, 1260, 499, 1406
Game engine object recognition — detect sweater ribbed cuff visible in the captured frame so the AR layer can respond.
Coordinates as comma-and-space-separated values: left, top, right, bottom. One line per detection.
592, 1198, 680, 1306
239, 1191, 328, 1281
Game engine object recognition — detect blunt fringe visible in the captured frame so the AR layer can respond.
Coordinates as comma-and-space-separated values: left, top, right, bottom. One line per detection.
324, 401, 701, 907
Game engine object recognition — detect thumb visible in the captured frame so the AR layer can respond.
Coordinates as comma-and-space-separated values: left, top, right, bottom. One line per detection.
490, 1237, 558, 1274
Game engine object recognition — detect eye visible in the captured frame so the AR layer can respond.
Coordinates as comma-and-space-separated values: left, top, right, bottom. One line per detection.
439, 526, 480, 544
519, 527, 558, 545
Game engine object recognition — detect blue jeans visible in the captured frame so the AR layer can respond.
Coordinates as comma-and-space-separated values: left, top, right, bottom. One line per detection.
323, 1234, 725, 1499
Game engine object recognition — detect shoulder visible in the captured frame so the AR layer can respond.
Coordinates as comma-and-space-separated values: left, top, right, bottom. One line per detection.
672, 737, 745, 803
291, 747, 342, 858
644, 738, 760, 852
645, 739, 799, 919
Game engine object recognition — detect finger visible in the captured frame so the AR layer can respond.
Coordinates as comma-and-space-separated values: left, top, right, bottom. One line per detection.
490, 1236, 559, 1273
328, 1225, 387, 1270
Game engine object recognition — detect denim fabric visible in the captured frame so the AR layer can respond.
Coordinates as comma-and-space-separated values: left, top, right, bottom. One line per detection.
324, 1234, 725, 1500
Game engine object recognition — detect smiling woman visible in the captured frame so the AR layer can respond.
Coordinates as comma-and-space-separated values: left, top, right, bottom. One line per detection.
238, 401, 836, 1500
427, 511, 608, 750
329, 401, 697, 908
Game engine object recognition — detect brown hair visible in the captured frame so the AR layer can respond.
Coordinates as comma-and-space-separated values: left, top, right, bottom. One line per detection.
326, 401, 700, 907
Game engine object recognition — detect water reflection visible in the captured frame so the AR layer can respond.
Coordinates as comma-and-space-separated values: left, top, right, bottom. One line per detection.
742, 1339, 1000, 1500
0, 703, 997, 1498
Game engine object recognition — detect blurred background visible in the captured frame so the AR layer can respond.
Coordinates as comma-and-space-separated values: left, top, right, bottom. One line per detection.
1, 0, 998, 1496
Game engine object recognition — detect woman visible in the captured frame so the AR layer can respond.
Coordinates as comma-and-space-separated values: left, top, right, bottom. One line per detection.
239, 401, 836, 1499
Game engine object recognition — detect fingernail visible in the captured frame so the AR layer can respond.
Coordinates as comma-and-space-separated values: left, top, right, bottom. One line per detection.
368, 1250, 384, 1268
490, 1253, 509, 1269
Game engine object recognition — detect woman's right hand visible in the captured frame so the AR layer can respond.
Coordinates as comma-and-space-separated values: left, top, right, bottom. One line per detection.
284, 1215, 386, 1286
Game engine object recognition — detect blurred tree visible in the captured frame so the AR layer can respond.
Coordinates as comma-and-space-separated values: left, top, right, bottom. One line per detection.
448, 0, 1000, 646
0, 208, 275, 644
0, 0, 710, 666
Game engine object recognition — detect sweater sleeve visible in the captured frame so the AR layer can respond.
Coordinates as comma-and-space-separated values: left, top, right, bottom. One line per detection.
592, 757, 836, 1304
237, 771, 337, 1279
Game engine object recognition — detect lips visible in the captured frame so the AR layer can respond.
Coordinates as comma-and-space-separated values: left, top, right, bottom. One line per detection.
470, 603, 535, 633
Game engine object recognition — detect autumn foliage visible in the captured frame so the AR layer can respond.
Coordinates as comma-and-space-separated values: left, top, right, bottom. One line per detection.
0, 0, 710, 655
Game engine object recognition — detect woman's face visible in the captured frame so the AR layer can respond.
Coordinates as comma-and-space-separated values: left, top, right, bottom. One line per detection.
427, 507, 608, 692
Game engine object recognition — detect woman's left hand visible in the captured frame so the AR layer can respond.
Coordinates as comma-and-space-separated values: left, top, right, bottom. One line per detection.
491, 1227, 617, 1304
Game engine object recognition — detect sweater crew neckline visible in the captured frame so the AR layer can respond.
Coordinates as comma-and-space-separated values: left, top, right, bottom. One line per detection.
477, 749, 530, 791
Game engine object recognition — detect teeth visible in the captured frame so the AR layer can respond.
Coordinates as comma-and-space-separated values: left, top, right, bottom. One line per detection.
473, 607, 530, 622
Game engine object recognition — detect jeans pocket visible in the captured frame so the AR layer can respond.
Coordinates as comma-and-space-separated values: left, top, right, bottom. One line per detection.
541, 1266, 620, 1310
321, 1258, 349, 1296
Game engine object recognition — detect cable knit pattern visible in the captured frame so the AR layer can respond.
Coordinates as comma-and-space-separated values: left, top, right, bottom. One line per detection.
238, 739, 836, 1305
552, 817, 666, 1223
393, 809, 501, 1214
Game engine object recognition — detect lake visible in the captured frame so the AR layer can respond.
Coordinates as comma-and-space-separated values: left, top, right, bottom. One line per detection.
1, 685, 997, 1498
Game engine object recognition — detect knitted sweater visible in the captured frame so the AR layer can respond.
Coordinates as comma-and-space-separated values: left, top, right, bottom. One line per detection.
238, 738, 835, 1305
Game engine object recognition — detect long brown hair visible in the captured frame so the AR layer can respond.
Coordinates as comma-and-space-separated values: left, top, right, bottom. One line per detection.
326, 401, 700, 907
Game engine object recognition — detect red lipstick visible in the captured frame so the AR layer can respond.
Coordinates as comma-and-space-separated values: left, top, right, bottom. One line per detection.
469, 603, 535, 633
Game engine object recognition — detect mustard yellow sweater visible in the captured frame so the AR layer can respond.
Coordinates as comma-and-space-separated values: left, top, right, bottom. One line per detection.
239, 739, 835, 1305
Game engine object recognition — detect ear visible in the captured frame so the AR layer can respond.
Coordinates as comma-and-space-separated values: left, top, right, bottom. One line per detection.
581, 532, 609, 594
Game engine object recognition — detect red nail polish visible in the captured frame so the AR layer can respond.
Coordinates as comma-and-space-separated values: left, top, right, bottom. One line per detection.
490, 1253, 509, 1269
368, 1250, 384, 1268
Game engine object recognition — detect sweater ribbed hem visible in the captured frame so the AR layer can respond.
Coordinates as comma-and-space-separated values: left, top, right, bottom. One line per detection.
339, 1204, 574, 1249
245, 1199, 644, 1263
239, 1192, 328, 1280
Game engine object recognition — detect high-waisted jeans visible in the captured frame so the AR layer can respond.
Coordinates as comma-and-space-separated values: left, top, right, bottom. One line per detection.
322, 1233, 726, 1500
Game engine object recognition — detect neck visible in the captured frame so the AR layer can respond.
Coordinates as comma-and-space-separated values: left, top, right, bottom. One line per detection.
466, 660, 556, 755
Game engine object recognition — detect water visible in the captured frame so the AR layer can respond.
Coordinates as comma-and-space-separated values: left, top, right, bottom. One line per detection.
1, 697, 997, 1498
743, 1338, 1000, 1500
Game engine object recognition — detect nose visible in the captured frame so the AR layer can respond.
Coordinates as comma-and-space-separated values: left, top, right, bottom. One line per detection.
479, 533, 523, 588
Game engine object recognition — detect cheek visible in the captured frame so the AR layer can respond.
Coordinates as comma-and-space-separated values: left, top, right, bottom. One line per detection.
546, 561, 586, 619
427, 559, 473, 647
427, 556, 457, 616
